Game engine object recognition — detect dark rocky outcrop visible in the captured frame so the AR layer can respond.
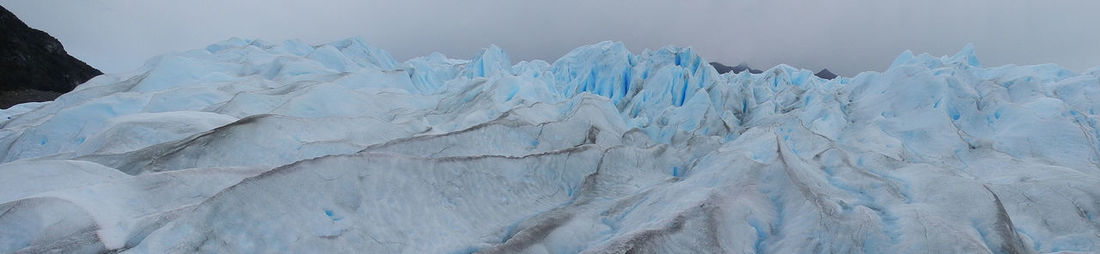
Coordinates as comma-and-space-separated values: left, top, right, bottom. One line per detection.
814, 69, 837, 80
708, 62, 762, 75
1, 5, 101, 108
711, 62, 840, 80
708, 62, 736, 74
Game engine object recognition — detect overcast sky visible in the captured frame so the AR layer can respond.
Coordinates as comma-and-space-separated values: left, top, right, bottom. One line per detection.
4, 0, 1100, 76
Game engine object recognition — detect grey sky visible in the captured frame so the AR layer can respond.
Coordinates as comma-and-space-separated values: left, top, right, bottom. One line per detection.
4, 0, 1099, 76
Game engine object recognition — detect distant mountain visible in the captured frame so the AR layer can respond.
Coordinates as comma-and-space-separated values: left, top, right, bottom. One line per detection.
814, 68, 837, 79
708, 62, 737, 73
710, 62, 839, 80
708, 62, 762, 74
1, 5, 101, 108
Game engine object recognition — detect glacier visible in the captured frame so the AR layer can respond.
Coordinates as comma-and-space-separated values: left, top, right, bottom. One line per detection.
1, 37, 1099, 253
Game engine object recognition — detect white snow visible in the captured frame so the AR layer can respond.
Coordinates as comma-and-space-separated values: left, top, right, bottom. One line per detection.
1, 37, 1099, 253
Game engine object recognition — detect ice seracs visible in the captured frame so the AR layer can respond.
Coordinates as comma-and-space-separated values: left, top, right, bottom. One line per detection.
1, 37, 1099, 253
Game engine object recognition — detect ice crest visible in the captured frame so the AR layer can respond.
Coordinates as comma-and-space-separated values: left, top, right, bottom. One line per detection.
461, 44, 512, 78
952, 43, 981, 67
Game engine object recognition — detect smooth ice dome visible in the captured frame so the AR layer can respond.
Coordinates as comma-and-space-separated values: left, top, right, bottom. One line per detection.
1, 38, 1099, 253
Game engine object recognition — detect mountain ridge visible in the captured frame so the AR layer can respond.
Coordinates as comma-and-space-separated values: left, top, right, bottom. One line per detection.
0, 5, 101, 108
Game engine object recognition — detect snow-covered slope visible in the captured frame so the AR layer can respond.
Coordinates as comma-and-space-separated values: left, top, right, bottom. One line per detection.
1, 38, 1099, 253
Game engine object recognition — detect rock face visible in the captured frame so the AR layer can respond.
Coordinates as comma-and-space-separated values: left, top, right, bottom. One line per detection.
709, 62, 762, 74
712, 63, 839, 80
0, 5, 101, 108
814, 68, 837, 79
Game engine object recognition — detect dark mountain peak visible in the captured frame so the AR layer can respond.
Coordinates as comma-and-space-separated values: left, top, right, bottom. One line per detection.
709, 62, 762, 74
746, 66, 763, 74
1, 5, 102, 108
815, 69, 837, 80
713, 62, 840, 79
709, 62, 735, 74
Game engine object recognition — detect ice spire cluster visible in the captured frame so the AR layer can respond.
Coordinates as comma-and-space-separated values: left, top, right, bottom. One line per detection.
1, 38, 1099, 253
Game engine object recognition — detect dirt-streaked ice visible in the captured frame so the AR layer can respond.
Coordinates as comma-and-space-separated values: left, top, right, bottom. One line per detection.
1, 38, 1098, 253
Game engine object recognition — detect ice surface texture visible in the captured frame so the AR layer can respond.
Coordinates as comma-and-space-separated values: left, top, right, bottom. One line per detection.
1, 38, 1099, 253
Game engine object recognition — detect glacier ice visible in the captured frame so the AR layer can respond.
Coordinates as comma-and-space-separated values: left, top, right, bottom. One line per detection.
1, 37, 1100, 253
